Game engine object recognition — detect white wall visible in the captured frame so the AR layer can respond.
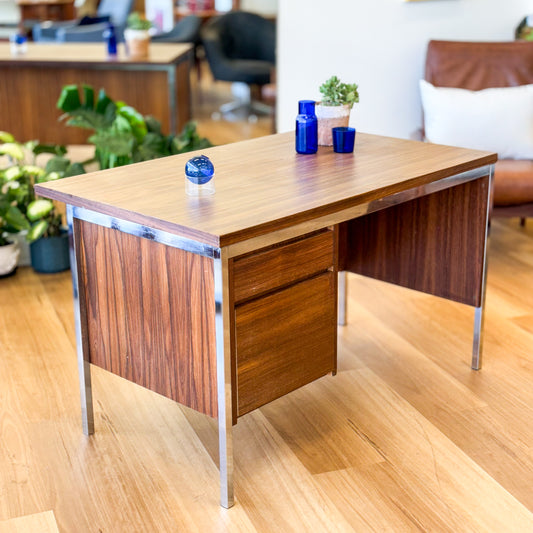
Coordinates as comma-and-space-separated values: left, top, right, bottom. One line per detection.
277, 0, 531, 139
241, 0, 277, 16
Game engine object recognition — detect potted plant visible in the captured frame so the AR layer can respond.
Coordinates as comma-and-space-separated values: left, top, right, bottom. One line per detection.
316, 75, 359, 146
57, 83, 212, 170
124, 12, 153, 59
0, 131, 83, 273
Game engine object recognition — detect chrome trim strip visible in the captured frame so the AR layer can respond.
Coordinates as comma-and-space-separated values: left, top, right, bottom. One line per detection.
67, 205, 94, 435
226, 165, 493, 258
213, 248, 234, 508
471, 164, 494, 369
71, 206, 218, 259
338, 271, 347, 326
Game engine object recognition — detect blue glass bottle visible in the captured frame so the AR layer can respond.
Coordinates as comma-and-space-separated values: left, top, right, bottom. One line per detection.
104, 23, 117, 58
295, 100, 318, 154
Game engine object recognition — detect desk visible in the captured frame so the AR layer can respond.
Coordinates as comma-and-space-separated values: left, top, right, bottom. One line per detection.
35, 132, 496, 508
17, 0, 75, 24
0, 42, 192, 144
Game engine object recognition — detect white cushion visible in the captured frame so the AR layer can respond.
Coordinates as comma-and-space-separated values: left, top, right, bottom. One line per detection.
419, 80, 533, 159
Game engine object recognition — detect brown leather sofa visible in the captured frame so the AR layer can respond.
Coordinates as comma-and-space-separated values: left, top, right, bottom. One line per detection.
424, 40, 533, 224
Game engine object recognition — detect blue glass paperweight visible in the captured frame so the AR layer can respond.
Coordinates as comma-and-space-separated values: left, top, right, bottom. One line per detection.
295, 100, 318, 154
185, 154, 215, 196
9, 33, 27, 55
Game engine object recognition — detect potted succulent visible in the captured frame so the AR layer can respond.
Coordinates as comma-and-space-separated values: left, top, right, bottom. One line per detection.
124, 12, 153, 59
316, 75, 359, 146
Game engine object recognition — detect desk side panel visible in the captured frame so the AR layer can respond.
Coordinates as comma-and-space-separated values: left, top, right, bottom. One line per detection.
76, 219, 218, 417
0, 67, 170, 144
340, 176, 489, 307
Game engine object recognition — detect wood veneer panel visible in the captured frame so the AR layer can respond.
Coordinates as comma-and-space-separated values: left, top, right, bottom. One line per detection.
76, 220, 217, 417
341, 176, 490, 306
235, 272, 337, 417
232, 230, 334, 303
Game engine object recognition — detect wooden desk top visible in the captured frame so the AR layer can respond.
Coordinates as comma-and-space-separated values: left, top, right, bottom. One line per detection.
35, 132, 496, 248
17, 0, 73, 5
0, 42, 192, 66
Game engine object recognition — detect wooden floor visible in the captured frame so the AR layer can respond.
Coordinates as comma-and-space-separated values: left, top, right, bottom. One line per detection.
1, 71, 533, 532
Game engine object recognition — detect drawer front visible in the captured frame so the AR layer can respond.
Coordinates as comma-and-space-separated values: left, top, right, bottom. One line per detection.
236, 272, 337, 417
232, 230, 334, 303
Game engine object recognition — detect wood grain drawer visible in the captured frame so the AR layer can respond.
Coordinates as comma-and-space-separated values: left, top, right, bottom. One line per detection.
235, 272, 337, 417
232, 230, 334, 303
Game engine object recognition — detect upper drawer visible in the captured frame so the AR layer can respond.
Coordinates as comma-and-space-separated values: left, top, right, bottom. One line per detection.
232, 230, 335, 303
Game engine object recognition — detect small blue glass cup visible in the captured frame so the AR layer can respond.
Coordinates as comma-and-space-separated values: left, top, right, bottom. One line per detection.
332, 127, 356, 153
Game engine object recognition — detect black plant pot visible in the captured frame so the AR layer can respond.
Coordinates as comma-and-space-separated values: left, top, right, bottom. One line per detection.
30, 230, 70, 273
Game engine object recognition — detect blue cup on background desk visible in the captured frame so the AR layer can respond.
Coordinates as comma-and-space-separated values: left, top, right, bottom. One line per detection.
332, 127, 356, 153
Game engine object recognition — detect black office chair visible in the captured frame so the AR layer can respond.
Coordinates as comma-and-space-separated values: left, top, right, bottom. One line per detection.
201, 11, 276, 121
32, 0, 134, 42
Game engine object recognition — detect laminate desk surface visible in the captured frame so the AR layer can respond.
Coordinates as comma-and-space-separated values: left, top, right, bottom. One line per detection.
0, 42, 192, 65
37, 131, 496, 248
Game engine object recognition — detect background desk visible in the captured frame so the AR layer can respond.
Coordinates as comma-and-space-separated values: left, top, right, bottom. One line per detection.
36, 132, 496, 507
0, 42, 192, 144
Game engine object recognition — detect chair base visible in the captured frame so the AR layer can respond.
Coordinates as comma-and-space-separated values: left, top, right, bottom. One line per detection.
212, 98, 272, 123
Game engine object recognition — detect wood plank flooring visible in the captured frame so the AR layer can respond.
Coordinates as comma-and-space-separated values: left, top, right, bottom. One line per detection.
1, 70, 533, 532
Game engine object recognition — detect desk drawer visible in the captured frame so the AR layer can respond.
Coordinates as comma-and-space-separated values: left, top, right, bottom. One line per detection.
236, 271, 337, 416
232, 230, 334, 303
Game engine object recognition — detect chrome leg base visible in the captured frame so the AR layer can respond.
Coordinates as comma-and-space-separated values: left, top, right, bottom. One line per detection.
472, 306, 483, 370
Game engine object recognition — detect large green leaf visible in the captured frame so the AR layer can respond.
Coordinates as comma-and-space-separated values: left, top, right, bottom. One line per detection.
45, 156, 70, 174
57, 85, 81, 112
82, 84, 95, 109
89, 131, 134, 157
4, 205, 30, 231
32, 143, 67, 157
118, 105, 147, 142
0, 131, 15, 143
0, 142, 24, 161
27, 220, 48, 242
27, 199, 54, 221
65, 106, 117, 130
95, 89, 114, 114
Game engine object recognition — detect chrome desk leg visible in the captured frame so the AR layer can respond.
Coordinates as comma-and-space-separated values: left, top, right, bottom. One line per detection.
471, 168, 493, 370
213, 249, 234, 508
66, 206, 94, 435
338, 271, 347, 326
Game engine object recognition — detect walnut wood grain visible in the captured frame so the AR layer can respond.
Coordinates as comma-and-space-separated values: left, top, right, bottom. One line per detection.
0, 43, 192, 145
76, 219, 218, 417
36, 132, 496, 248
235, 272, 337, 417
340, 176, 490, 307
232, 230, 334, 303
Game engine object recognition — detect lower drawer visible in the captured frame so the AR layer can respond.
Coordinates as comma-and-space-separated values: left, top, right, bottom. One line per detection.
235, 271, 337, 417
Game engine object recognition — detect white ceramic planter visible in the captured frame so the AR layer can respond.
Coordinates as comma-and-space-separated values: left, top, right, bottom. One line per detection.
0, 241, 20, 277
124, 29, 150, 59
315, 103, 351, 146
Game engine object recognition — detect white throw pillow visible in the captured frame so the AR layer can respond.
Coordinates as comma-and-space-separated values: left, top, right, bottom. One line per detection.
419, 79, 533, 159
